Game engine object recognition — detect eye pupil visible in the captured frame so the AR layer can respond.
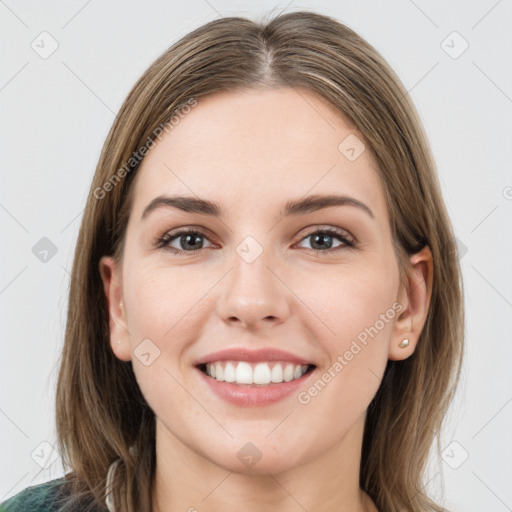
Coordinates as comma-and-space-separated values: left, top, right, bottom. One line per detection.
181, 233, 203, 250
311, 233, 333, 250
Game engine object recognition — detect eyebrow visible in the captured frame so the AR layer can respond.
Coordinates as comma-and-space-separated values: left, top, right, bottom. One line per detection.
140, 193, 374, 221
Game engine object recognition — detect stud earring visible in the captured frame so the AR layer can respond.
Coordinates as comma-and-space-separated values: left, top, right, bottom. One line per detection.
399, 338, 409, 348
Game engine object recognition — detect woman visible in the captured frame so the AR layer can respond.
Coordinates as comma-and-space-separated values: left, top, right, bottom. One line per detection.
1, 9, 464, 512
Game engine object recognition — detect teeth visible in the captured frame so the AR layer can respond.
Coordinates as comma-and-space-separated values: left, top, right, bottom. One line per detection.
271, 363, 283, 383
283, 363, 294, 382
224, 362, 236, 382
254, 362, 271, 384
215, 362, 223, 381
204, 361, 310, 385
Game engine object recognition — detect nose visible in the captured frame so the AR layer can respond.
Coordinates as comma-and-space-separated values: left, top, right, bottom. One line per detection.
215, 247, 291, 331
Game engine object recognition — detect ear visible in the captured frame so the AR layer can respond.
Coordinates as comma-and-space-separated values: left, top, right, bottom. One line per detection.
388, 245, 433, 361
99, 255, 132, 361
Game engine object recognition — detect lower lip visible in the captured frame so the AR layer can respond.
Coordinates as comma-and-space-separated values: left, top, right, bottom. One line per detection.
196, 366, 315, 407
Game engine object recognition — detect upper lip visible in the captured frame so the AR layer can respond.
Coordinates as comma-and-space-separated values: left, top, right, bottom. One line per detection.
194, 347, 315, 366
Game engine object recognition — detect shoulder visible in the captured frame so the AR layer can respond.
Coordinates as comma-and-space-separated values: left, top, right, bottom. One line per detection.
0, 477, 69, 512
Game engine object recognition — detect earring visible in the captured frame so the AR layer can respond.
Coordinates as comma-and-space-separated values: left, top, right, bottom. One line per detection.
399, 338, 409, 348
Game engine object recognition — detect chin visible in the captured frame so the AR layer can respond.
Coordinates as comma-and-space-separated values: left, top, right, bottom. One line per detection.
203, 438, 306, 476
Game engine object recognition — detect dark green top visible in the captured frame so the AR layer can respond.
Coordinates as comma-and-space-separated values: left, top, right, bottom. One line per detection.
1, 478, 71, 511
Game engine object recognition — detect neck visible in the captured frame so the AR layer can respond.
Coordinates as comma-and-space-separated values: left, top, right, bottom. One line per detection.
150, 414, 378, 512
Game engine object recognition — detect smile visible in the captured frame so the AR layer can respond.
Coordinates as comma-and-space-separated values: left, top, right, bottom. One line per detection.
199, 360, 314, 386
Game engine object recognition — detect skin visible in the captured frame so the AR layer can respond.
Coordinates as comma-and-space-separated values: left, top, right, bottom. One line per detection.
100, 87, 433, 512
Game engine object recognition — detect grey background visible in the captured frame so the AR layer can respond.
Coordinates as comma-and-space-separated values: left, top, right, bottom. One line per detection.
1, 0, 511, 510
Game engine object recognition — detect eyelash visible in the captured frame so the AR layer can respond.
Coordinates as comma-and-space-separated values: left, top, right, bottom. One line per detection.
154, 226, 356, 256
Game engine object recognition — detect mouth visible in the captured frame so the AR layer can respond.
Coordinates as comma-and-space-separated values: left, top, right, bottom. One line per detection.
196, 360, 316, 387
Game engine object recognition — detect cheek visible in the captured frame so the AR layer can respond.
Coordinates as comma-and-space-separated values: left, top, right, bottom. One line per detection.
293, 270, 397, 437
121, 262, 199, 419
301, 259, 399, 387
123, 260, 209, 342
303, 257, 398, 339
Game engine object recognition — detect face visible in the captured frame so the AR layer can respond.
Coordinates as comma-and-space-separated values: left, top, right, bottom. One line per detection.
100, 87, 424, 475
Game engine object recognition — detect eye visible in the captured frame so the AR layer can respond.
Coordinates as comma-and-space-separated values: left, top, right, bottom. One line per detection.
295, 227, 355, 253
155, 226, 356, 256
155, 228, 214, 255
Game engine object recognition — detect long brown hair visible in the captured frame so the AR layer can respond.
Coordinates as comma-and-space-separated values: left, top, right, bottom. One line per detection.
55, 10, 464, 511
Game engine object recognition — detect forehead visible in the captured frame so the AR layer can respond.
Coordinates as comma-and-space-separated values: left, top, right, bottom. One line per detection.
130, 87, 387, 220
